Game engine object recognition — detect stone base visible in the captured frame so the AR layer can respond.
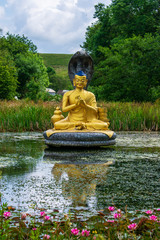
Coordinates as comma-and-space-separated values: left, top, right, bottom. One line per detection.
43, 130, 117, 148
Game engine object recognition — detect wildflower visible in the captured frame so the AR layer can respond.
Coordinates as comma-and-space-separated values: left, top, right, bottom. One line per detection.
157, 208, 160, 211
81, 229, 90, 237
3, 212, 11, 219
128, 223, 137, 230
71, 228, 80, 235
21, 212, 27, 220
32, 228, 37, 231
107, 220, 115, 222
40, 211, 46, 217
149, 215, 157, 221
114, 212, 121, 219
92, 230, 97, 234
108, 206, 115, 211
146, 210, 153, 214
44, 215, 50, 221
43, 234, 50, 239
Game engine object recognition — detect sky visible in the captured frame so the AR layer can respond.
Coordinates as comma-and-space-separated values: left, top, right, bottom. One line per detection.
0, 0, 111, 53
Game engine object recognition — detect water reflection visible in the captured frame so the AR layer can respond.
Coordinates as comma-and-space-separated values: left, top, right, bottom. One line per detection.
0, 132, 160, 213
52, 161, 113, 208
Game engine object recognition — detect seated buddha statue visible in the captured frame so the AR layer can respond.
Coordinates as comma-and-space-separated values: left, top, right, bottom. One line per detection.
54, 71, 109, 130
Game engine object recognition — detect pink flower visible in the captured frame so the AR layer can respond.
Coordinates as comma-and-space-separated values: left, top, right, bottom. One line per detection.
32, 228, 37, 231
40, 211, 46, 217
146, 210, 153, 214
43, 234, 50, 239
108, 206, 115, 211
107, 220, 115, 223
149, 215, 157, 221
44, 215, 50, 221
71, 228, 80, 236
81, 229, 90, 237
3, 212, 11, 219
128, 223, 137, 230
21, 213, 27, 220
157, 208, 160, 211
114, 212, 121, 219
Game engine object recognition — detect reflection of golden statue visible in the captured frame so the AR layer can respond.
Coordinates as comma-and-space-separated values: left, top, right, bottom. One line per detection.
52, 162, 113, 207
54, 71, 109, 130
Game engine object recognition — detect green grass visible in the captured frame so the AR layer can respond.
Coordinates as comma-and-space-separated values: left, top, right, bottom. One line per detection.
40, 53, 73, 78
39, 53, 73, 67
0, 100, 160, 132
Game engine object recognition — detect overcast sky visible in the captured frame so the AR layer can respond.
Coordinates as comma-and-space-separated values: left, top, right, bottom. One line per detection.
0, 0, 111, 53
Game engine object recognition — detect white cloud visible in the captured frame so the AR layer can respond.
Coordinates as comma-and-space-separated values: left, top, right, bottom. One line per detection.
1, 0, 111, 53
0, 6, 5, 18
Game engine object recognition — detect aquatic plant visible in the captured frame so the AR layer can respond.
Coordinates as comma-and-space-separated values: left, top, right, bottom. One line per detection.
0, 202, 159, 239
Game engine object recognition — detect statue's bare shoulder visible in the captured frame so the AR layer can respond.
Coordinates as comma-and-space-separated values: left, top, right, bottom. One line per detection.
63, 90, 74, 98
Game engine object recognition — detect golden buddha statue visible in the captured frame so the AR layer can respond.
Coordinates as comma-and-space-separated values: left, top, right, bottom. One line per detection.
44, 52, 116, 146
54, 71, 109, 131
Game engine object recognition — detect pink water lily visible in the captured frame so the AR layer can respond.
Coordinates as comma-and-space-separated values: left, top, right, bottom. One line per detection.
44, 215, 50, 221
128, 223, 137, 230
40, 211, 46, 217
114, 212, 121, 219
21, 212, 27, 220
149, 215, 157, 221
81, 229, 90, 237
71, 228, 80, 235
108, 206, 115, 211
3, 212, 11, 219
146, 210, 153, 214
43, 234, 50, 239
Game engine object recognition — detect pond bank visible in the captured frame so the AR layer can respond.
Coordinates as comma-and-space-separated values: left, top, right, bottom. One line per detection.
0, 100, 160, 131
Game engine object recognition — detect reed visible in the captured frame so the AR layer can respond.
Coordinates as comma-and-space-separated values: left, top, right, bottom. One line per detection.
98, 101, 160, 131
0, 100, 160, 132
0, 100, 60, 132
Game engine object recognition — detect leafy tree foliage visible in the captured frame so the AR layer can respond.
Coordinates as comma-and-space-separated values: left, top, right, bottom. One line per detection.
15, 53, 49, 99
0, 33, 49, 100
82, 0, 160, 58
0, 51, 18, 100
93, 34, 160, 102
82, 0, 160, 101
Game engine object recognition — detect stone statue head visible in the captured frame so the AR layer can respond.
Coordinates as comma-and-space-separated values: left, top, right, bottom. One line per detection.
68, 51, 94, 89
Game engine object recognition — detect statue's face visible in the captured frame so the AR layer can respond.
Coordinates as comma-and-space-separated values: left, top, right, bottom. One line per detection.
73, 75, 87, 89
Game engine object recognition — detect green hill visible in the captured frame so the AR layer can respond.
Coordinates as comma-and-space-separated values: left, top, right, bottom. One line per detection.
39, 53, 73, 77
39, 53, 73, 90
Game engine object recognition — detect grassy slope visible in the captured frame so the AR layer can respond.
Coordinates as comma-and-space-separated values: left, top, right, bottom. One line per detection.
39, 53, 73, 77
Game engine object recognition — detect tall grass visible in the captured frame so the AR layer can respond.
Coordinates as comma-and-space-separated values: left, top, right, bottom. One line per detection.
0, 100, 60, 132
98, 101, 160, 131
0, 100, 160, 132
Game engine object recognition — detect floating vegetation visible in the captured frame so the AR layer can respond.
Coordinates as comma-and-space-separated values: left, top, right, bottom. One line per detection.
0, 202, 160, 239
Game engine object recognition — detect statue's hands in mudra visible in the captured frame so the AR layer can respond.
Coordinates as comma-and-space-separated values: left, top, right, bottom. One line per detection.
75, 96, 87, 108
54, 71, 109, 130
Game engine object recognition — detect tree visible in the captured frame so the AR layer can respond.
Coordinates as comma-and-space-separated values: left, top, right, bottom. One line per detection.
0, 33, 37, 56
0, 33, 49, 100
82, 0, 160, 60
0, 51, 18, 100
93, 34, 160, 102
15, 53, 49, 99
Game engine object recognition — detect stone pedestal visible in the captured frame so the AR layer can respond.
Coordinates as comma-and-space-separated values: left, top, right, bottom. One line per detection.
43, 130, 117, 148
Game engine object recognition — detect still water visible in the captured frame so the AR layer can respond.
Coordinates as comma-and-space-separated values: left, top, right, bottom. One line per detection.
0, 132, 159, 215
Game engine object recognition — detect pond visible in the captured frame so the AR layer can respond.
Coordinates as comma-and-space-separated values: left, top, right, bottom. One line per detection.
0, 132, 159, 216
